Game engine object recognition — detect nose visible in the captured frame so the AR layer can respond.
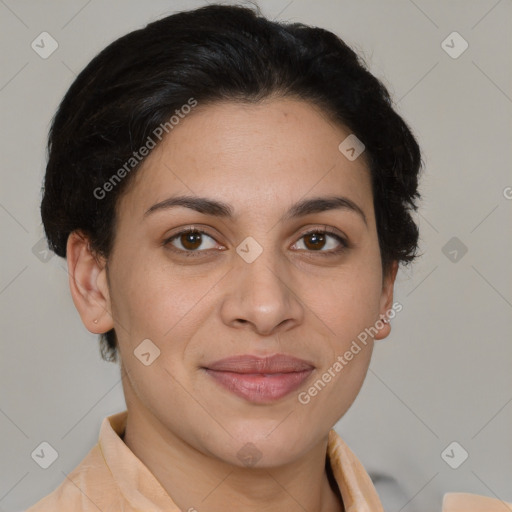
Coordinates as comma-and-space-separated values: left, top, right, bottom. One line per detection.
220, 246, 304, 337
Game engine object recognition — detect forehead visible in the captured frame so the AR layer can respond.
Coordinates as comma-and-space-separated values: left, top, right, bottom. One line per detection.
117, 98, 373, 221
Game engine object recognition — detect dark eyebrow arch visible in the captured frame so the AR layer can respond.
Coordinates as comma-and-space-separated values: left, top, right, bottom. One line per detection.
144, 195, 367, 225
282, 196, 367, 225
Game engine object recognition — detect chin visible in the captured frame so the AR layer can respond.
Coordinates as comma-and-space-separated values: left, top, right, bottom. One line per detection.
214, 418, 317, 469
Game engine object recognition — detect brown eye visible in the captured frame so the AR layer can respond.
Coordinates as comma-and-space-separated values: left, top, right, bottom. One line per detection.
303, 232, 327, 250
293, 229, 347, 255
179, 231, 203, 250
164, 229, 219, 256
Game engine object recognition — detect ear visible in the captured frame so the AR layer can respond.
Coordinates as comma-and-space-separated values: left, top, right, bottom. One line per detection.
66, 230, 114, 335
374, 260, 399, 341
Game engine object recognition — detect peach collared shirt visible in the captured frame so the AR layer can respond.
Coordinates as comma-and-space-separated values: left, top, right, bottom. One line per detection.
25, 410, 511, 512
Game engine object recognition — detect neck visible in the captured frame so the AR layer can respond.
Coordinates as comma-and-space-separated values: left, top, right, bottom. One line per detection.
122, 402, 344, 512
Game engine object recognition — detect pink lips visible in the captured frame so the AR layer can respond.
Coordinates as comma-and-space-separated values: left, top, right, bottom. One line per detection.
203, 354, 314, 403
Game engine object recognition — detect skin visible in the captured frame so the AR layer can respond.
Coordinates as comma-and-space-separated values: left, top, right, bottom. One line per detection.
67, 97, 398, 512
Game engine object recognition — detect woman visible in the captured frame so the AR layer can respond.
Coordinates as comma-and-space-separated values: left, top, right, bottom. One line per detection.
26, 3, 508, 511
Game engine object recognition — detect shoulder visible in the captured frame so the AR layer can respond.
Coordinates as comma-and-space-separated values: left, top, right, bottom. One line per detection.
25, 443, 118, 511
442, 492, 512, 511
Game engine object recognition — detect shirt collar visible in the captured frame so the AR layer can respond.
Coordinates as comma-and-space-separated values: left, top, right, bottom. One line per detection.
100, 410, 384, 511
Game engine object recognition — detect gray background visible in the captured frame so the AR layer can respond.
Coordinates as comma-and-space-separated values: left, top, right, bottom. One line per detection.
1, 1, 511, 511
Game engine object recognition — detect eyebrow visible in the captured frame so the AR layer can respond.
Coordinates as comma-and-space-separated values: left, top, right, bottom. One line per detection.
144, 194, 367, 225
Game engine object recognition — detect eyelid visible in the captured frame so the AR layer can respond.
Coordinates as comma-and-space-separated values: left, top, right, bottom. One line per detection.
162, 225, 225, 255
162, 224, 349, 257
293, 226, 348, 254
299, 226, 347, 243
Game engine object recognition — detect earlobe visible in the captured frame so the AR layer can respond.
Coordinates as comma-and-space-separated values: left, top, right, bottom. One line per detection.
66, 231, 114, 334
374, 260, 399, 341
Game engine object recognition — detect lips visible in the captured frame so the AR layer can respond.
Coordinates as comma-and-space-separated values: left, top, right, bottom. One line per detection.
203, 354, 314, 403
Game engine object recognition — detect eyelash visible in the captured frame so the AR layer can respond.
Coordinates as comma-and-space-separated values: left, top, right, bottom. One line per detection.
162, 226, 348, 258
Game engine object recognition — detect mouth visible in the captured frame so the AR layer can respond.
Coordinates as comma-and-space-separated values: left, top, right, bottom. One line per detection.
202, 354, 314, 404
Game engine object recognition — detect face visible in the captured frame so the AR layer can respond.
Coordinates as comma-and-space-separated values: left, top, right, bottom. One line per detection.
76, 97, 396, 468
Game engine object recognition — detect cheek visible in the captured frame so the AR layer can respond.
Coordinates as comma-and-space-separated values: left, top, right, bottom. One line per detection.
308, 346, 373, 427
308, 256, 383, 340
110, 252, 180, 329
109, 251, 222, 362
296, 267, 380, 420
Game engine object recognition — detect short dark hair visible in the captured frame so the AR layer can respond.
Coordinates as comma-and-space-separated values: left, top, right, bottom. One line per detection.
41, 3, 422, 362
